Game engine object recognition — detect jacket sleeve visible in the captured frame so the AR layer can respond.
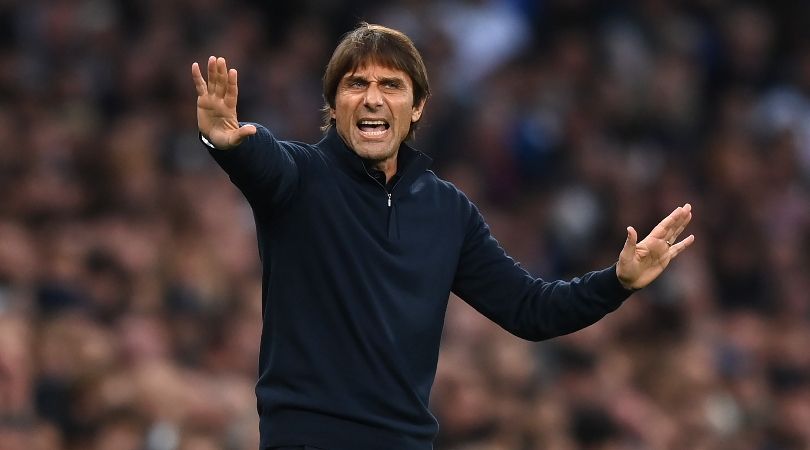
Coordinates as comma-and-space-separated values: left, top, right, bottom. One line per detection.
450, 202, 634, 341
205, 123, 299, 211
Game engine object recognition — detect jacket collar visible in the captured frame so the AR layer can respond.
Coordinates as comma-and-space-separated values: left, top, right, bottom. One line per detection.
319, 127, 433, 188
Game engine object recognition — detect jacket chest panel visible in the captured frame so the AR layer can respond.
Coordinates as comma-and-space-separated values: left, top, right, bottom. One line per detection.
281, 171, 462, 286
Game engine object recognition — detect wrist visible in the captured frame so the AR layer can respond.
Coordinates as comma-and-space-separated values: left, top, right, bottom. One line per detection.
615, 266, 639, 292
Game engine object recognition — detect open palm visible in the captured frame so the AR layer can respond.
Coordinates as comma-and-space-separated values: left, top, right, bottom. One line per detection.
617, 203, 694, 290
191, 56, 256, 150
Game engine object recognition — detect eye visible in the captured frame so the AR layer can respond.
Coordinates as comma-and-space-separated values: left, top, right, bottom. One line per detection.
382, 80, 402, 89
346, 79, 366, 88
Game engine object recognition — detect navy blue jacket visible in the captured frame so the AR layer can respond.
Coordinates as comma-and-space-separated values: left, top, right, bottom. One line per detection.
207, 125, 633, 450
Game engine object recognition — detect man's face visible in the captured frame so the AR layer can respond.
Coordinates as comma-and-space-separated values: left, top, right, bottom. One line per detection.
331, 63, 424, 163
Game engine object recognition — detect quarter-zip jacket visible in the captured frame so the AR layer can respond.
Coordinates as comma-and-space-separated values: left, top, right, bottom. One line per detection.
207, 125, 634, 450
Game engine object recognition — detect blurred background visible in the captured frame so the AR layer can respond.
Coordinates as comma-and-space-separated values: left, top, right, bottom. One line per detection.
1, 0, 810, 449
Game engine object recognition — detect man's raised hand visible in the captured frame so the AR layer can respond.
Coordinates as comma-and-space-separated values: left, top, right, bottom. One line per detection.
616, 203, 695, 290
191, 56, 256, 150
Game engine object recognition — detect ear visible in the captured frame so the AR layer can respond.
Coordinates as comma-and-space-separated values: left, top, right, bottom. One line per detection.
330, 108, 336, 120
411, 99, 426, 122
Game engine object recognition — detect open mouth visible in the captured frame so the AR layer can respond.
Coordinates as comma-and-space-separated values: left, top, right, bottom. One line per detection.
357, 119, 390, 136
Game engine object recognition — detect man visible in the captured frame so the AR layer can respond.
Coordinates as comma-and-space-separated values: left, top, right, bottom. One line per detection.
191, 23, 693, 450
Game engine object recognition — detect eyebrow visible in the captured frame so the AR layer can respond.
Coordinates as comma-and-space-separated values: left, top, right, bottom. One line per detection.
343, 74, 405, 86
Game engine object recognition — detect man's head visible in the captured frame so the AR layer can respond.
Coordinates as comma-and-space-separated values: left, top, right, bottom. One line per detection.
322, 23, 430, 162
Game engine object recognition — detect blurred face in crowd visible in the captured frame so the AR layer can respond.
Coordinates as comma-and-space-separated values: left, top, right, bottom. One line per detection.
331, 63, 425, 165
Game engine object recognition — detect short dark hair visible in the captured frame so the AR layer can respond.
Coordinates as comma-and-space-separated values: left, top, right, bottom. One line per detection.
321, 23, 430, 140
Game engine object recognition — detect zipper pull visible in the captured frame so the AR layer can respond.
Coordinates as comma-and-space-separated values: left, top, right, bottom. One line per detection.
387, 193, 392, 207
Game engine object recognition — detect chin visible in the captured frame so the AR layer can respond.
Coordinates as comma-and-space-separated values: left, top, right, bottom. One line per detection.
356, 144, 395, 161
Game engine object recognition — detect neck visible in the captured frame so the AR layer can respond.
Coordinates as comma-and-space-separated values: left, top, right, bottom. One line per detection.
370, 155, 398, 182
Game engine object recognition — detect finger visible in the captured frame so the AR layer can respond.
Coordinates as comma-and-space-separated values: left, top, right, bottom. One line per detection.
668, 211, 692, 243
228, 124, 257, 147
225, 68, 238, 107
669, 234, 695, 258
650, 205, 685, 240
666, 203, 693, 241
191, 62, 207, 96
238, 124, 256, 137
215, 57, 228, 98
206, 56, 217, 96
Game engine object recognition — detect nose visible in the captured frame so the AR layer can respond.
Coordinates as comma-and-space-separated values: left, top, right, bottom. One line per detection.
363, 82, 383, 108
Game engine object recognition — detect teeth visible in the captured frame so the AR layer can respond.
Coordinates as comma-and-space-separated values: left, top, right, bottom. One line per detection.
359, 120, 387, 125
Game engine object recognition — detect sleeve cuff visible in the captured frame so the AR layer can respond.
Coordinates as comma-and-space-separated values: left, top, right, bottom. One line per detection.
199, 132, 217, 150
594, 263, 636, 302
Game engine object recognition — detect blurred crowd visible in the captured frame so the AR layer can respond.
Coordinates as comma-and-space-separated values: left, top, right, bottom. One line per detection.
1, 0, 809, 449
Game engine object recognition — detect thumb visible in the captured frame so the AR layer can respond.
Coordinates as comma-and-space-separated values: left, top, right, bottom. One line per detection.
238, 124, 257, 137
616, 226, 639, 290
622, 226, 637, 256
229, 124, 257, 146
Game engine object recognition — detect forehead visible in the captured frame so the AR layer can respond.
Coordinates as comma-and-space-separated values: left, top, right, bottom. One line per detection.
343, 62, 412, 84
